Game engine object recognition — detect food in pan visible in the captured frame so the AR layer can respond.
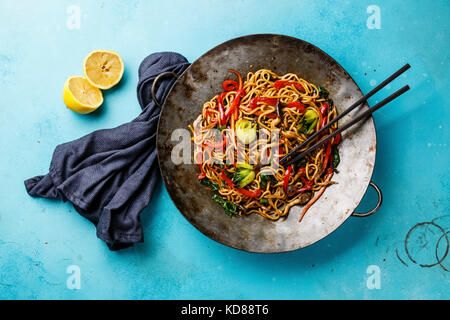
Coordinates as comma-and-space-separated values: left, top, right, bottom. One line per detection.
189, 69, 341, 221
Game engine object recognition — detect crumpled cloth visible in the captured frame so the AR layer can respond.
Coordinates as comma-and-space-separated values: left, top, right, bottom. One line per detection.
24, 52, 190, 250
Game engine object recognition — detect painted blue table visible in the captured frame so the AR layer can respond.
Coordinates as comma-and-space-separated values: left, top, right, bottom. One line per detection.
0, 0, 449, 299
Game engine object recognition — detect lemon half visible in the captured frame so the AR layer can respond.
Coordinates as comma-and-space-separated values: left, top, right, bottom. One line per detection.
63, 76, 103, 114
83, 50, 124, 89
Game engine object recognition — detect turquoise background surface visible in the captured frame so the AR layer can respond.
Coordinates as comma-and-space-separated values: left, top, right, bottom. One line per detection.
0, 0, 449, 299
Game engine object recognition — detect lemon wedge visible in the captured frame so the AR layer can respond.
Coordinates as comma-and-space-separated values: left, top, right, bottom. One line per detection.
83, 50, 124, 89
63, 76, 103, 114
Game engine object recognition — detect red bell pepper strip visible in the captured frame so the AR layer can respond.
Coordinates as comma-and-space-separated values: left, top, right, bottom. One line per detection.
249, 97, 278, 109
221, 169, 261, 198
254, 111, 277, 119
205, 109, 218, 124
227, 69, 243, 90
237, 188, 261, 198
318, 103, 329, 134
319, 103, 328, 116
285, 166, 313, 196
223, 70, 244, 120
283, 165, 293, 194
224, 89, 244, 118
297, 185, 311, 193
274, 80, 304, 92
320, 116, 327, 130
196, 152, 206, 179
285, 101, 306, 113
217, 92, 227, 125
197, 172, 206, 180
300, 175, 312, 186
333, 133, 341, 145
223, 80, 238, 92
278, 137, 285, 156
203, 136, 227, 149
221, 169, 234, 187
240, 106, 277, 119
297, 176, 313, 193
290, 168, 313, 193
322, 141, 332, 172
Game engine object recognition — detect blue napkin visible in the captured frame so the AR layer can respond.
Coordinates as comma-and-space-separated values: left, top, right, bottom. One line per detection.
24, 52, 190, 250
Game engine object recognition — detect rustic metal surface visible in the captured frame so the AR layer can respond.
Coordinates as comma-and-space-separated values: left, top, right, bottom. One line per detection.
156, 34, 377, 253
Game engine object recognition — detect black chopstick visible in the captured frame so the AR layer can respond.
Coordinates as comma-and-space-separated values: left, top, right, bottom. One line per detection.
279, 63, 411, 165
282, 85, 410, 167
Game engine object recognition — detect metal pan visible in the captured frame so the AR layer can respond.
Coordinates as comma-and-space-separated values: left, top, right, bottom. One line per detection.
156, 34, 381, 253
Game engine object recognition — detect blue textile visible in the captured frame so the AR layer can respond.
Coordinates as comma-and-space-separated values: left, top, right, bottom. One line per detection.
24, 52, 190, 250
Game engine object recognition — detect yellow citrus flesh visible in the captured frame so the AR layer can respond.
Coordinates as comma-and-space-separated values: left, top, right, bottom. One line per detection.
83, 50, 124, 89
63, 76, 103, 114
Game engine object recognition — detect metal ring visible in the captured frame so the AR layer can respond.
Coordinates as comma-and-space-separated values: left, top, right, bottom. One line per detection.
352, 181, 382, 217
151, 71, 179, 107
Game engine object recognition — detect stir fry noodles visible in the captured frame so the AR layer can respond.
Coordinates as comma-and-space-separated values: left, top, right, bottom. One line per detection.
189, 69, 341, 221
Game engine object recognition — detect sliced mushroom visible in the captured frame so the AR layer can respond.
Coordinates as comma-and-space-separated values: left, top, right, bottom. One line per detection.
276, 100, 283, 118
298, 191, 313, 205
234, 203, 247, 214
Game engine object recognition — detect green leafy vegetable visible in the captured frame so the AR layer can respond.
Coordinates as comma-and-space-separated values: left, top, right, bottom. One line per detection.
260, 198, 269, 205
296, 158, 307, 168
318, 86, 329, 99
236, 163, 254, 170
260, 174, 275, 188
212, 194, 237, 216
232, 168, 255, 189
332, 145, 340, 173
200, 178, 219, 191
217, 125, 226, 131
235, 118, 257, 144
297, 109, 320, 135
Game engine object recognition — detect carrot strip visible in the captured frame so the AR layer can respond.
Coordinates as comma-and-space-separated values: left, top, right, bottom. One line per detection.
298, 172, 333, 222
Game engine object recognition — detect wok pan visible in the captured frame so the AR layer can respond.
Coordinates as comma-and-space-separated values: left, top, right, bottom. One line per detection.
156, 34, 381, 253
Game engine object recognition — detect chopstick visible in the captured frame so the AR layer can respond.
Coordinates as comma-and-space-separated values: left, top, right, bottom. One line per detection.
282, 84, 410, 167
279, 63, 411, 166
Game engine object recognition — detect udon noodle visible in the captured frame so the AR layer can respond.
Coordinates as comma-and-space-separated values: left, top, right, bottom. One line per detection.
189, 69, 341, 221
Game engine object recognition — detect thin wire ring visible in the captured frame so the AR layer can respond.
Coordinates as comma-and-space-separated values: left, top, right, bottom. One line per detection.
352, 182, 382, 217
151, 71, 179, 107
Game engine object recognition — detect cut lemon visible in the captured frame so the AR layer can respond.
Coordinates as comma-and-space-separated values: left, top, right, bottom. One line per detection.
83, 50, 124, 89
63, 76, 103, 114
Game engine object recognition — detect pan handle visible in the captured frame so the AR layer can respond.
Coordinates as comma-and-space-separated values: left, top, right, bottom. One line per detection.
352, 181, 382, 217
151, 71, 179, 107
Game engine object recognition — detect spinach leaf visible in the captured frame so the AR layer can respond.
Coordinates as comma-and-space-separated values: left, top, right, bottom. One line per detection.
296, 158, 307, 168
200, 178, 219, 191
212, 194, 222, 203
332, 145, 340, 173
212, 194, 237, 216
260, 174, 275, 188
223, 201, 237, 216
318, 86, 329, 99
